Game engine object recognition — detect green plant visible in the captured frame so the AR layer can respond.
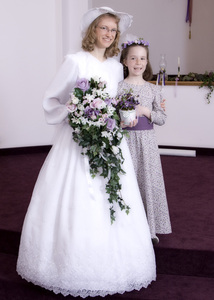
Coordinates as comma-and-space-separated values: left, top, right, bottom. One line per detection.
153, 71, 214, 103
199, 71, 214, 103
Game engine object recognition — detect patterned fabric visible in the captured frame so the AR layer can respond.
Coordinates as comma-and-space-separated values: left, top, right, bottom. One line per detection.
117, 81, 172, 238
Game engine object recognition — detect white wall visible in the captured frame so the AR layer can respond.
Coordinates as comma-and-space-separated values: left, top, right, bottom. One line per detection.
0, 0, 60, 148
0, 0, 88, 149
91, 0, 214, 75
155, 86, 214, 148
62, 0, 88, 56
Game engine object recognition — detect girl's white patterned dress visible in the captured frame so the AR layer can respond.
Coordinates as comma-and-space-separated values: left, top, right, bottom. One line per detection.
118, 80, 172, 239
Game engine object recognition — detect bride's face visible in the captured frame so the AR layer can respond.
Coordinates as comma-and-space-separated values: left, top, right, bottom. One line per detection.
95, 16, 118, 50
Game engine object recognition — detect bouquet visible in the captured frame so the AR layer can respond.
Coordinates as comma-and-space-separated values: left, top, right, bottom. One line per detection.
67, 77, 130, 223
116, 89, 139, 125
116, 88, 139, 111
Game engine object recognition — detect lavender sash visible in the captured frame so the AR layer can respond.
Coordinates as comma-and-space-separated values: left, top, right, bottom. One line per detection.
125, 116, 153, 131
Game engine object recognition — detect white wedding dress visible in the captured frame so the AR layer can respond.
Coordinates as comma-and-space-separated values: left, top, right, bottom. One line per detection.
17, 51, 156, 297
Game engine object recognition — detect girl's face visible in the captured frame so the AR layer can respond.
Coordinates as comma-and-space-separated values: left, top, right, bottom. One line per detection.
124, 46, 148, 77
95, 16, 118, 49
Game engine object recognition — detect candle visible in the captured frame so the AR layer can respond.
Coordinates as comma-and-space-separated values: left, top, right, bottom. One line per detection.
156, 73, 159, 86
178, 57, 180, 78
162, 71, 165, 87
174, 77, 179, 97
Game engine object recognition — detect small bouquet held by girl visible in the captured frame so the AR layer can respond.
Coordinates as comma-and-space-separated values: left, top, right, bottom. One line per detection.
66, 77, 130, 223
115, 89, 139, 125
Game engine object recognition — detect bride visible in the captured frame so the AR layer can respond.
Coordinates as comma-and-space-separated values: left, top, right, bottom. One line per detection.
16, 7, 156, 298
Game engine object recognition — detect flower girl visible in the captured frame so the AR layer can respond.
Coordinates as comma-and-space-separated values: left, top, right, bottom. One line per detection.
118, 35, 172, 243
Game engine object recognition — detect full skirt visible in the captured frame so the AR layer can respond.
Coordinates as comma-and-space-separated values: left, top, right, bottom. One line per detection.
17, 122, 156, 298
126, 129, 172, 238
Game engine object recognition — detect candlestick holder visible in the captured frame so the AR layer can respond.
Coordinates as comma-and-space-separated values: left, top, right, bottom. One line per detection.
159, 54, 168, 82
156, 54, 168, 86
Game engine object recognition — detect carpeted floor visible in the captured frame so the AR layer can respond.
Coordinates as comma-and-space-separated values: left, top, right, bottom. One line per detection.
0, 147, 214, 299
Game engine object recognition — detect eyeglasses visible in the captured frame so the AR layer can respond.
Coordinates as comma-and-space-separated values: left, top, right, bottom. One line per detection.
97, 26, 118, 34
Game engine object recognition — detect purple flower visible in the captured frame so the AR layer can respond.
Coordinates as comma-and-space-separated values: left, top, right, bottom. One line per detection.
76, 78, 90, 92
84, 107, 99, 119
106, 118, 116, 131
84, 107, 93, 117
98, 81, 107, 89
90, 98, 106, 109
104, 98, 113, 106
67, 103, 77, 113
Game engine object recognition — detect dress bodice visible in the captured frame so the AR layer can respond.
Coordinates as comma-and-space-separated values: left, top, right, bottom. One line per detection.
43, 51, 123, 124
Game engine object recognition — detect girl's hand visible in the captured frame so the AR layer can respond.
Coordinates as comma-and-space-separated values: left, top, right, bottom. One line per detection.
161, 99, 166, 111
120, 118, 138, 128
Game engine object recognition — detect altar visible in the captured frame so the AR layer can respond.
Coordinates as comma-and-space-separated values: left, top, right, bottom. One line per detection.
153, 82, 214, 150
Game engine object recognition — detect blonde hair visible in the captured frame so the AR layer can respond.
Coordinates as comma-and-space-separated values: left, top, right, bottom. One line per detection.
82, 13, 121, 58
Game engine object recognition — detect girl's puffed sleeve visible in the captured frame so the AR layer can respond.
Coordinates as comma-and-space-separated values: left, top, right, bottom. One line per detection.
43, 54, 78, 124
150, 85, 167, 126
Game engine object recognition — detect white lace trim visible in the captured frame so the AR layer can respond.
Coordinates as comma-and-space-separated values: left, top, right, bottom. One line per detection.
17, 270, 156, 298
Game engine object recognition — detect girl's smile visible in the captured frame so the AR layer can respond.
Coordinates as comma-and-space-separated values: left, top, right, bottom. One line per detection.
125, 45, 148, 78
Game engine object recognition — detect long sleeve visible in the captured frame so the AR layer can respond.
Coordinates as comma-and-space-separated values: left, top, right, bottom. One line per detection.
43, 52, 123, 125
150, 85, 167, 126
43, 54, 79, 125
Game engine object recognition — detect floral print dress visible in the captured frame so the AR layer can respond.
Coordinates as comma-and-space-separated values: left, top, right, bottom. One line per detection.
117, 80, 172, 239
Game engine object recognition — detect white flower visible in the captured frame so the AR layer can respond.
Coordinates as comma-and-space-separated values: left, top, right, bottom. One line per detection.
78, 104, 84, 111
101, 131, 108, 137
85, 94, 94, 102
102, 141, 106, 149
112, 146, 119, 155
101, 131, 113, 141
102, 92, 109, 99
92, 88, 98, 96
74, 128, 80, 134
107, 106, 115, 115
72, 118, 80, 124
92, 75, 100, 83
96, 89, 103, 96
81, 148, 87, 154
70, 94, 79, 104
97, 90, 109, 98
117, 132, 123, 139
80, 117, 87, 125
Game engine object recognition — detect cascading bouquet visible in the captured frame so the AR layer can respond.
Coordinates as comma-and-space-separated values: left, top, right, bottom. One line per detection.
66, 77, 130, 223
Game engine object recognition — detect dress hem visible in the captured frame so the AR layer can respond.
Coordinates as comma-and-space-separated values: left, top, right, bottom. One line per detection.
17, 271, 156, 298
